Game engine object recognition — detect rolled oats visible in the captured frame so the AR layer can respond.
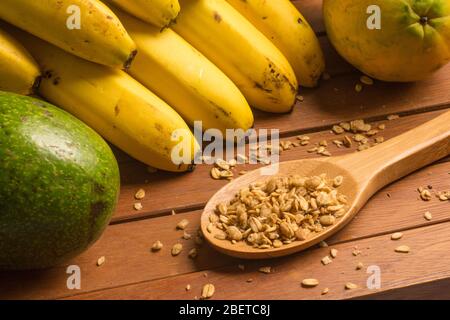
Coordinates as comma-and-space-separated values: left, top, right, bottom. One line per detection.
395, 245, 410, 253
321, 256, 333, 265
135, 189, 146, 200
177, 219, 189, 230
211, 174, 348, 249
302, 279, 319, 287
152, 240, 163, 251
391, 232, 403, 240
171, 243, 183, 256
345, 282, 358, 290
201, 284, 215, 299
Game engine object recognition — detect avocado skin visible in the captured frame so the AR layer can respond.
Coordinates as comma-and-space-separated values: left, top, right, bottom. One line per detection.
0, 91, 120, 270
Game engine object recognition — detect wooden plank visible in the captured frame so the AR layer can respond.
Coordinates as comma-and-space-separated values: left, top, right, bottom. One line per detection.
66, 221, 450, 300
254, 64, 450, 134
0, 159, 448, 300
113, 109, 449, 222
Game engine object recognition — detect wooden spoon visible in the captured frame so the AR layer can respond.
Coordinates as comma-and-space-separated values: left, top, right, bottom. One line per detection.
201, 111, 450, 259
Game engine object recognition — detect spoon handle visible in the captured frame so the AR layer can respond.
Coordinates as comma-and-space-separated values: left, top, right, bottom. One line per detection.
337, 110, 450, 193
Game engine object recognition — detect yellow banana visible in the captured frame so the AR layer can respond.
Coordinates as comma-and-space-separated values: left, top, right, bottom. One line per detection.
227, 0, 325, 88
8, 26, 197, 173
0, 27, 41, 95
172, 0, 298, 113
113, 8, 254, 134
103, 0, 180, 28
0, 0, 137, 69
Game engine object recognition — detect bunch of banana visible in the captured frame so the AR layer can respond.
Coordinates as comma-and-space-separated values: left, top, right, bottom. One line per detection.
7, 25, 198, 173
227, 0, 325, 88
103, 0, 180, 28
0, 27, 41, 95
0, 0, 137, 69
113, 8, 254, 134
172, 0, 298, 113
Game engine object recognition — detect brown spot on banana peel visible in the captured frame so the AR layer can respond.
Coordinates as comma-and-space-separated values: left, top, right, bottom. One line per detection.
123, 50, 138, 71
213, 12, 222, 23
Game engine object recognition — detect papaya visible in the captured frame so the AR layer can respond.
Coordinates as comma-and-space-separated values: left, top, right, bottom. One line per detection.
323, 0, 450, 82
0, 92, 120, 270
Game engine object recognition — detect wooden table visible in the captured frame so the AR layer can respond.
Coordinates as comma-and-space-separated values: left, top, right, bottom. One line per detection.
1, 0, 450, 300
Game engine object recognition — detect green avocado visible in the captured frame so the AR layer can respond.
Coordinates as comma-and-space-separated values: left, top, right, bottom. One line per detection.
0, 91, 120, 270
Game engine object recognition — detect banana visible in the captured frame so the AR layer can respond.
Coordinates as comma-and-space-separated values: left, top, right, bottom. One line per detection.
0, 0, 137, 69
7, 26, 197, 173
227, 0, 325, 88
103, 0, 180, 28
0, 27, 41, 95
172, 0, 298, 113
113, 8, 254, 134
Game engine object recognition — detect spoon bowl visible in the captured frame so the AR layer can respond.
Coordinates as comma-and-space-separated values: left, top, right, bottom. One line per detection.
201, 111, 450, 259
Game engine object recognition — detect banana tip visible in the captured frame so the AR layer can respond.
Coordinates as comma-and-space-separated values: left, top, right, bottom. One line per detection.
123, 50, 138, 71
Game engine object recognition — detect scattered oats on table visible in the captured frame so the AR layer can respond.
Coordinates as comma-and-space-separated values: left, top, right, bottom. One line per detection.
201, 284, 215, 299
188, 248, 198, 259
355, 83, 363, 93
391, 232, 403, 240
134, 188, 146, 200
332, 125, 345, 134
395, 245, 410, 253
177, 219, 190, 230
340, 122, 351, 131
387, 114, 400, 121
151, 240, 163, 251
360, 75, 374, 85
183, 231, 192, 240
356, 262, 364, 270
209, 174, 349, 250
259, 266, 272, 274
418, 187, 432, 201
374, 137, 385, 144
330, 248, 338, 258
437, 191, 450, 201
302, 278, 319, 288
133, 202, 143, 211
343, 136, 353, 148
424, 211, 433, 221
171, 243, 183, 256
97, 256, 105, 267
345, 282, 358, 290
322, 288, 329, 295
319, 241, 329, 248
321, 256, 333, 266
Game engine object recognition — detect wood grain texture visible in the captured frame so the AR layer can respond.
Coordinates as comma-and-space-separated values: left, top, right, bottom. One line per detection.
66, 221, 450, 300
1, 160, 448, 300
113, 110, 449, 222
